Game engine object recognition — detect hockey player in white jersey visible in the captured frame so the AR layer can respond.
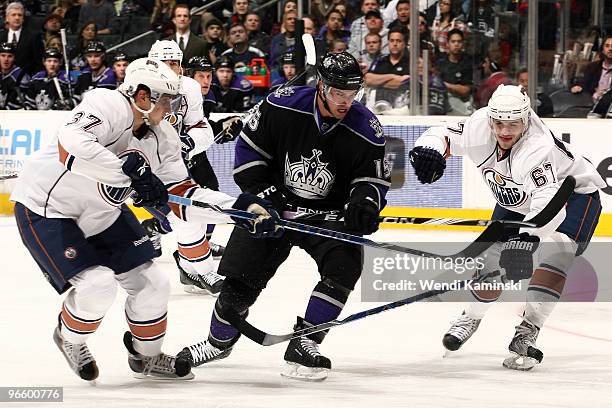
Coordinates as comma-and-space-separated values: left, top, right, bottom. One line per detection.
10, 57, 280, 381
409, 85, 605, 370
143, 40, 226, 296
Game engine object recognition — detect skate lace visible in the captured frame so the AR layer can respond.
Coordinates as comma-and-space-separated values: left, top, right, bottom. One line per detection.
63, 341, 95, 368
448, 315, 480, 341
201, 271, 224, 286
143, 353, 175, 375
299, 337, 322, 358
188, 341, 222, 364
513, 322, 538, 346
210, 243, 222, 252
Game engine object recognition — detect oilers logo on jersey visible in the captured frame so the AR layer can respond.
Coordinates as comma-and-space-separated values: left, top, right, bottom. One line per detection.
96, 150, 147, 206
284, 149, 335, 199
482, 168, 527, 208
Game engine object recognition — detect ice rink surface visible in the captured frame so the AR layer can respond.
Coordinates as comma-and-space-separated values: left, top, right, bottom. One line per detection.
1, 216, 612, 408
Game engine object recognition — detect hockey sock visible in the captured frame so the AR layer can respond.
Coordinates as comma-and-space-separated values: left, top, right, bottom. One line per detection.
304, 279, 350, 327
209, 301, 243, 348
206, 224, 215, 240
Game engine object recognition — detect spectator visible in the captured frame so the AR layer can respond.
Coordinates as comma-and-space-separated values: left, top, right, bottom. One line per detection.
516, 67, 553, 117
349, 9, 387, 62
348, 0, 379, 59
425, 0, 465, 25
78, 0, 117, 35
74, 40, 117, 100
228, 0, 249, 27
270, 52, 296, 91
430, 0, 466, 55
572, 34, 612, 103
437, 28, 472, 114
41, 14, 63, 47
57, 0, 82, 34
467, 0, 495, 62
150, 0, 175, 37
318, 8, 350, 51
166, 4, 208, 65
387, 0, 410, 32
211, 55, 254, 112
303, 14, 328, 63
269, 10, 297, 69
330, 38, 347, 53
25, 47, 73, 110
474, 48, 512, 108
0, 2, 44, 75
112, 51, 129, 86
245, 12, 270, 56
0, 41, 29, 109
310, 0, 337, 28
333, 0, 353, 31
221, 22, 265, 68
45, 35, 63, 51
359, 32, 382, 72
203, 18, 227, 64
69, 21, 97, 71
279, 0, 298, 34
364, 27, 410, 110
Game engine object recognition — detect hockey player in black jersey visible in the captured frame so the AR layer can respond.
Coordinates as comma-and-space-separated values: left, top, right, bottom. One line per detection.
74, 41, 117, 100
177, 52, 390, 381
211, 56, 255, 113
25, 47, 73, 110
0, 42, 29, 109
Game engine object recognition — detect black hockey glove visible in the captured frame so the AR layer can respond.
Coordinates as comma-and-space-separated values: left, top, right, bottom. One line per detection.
255, 185, 288, 212
231, 192, 284, 238
122, 152, 168, 208
499, 233, 540, 282
179, 133, 196, 159
409, 146, 446, 184
344, 195, 380, 235
216, 116, 243, 144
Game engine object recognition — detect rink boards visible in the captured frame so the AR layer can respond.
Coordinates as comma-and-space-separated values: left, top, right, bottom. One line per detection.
0, 110, 610, 235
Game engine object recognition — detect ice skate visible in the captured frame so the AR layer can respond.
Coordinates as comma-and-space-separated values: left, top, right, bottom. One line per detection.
53, 326, 99, 381
174, 251, 224, 295
210, 242, 225, 260
282, 318, 331, 381
176, 339, 233, 367
502, 320, 543, 371
442, 312, 482, 352
141, 218, 163, 258
123, 332, 194, 380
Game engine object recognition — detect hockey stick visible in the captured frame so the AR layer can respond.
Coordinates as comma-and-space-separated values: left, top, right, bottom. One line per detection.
0, 172, 18, 181
60, 29, 73, 102
212, 34, 317, 143
167, 194, 504, 261
209, 176, 577, 346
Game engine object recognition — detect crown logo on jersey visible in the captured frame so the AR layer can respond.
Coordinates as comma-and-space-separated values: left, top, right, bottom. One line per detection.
284, 149, 334, 199
369, 117, 384, 139
273, 86, 295, 98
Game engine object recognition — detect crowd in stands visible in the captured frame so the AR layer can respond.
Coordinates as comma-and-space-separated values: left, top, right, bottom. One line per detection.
0, 0, 610, 117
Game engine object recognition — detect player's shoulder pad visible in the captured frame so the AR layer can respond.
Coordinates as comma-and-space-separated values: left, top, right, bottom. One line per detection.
341, 103, 385, 146
230, 76, 253, 92
203, 89, 216, 103
265, 85, 314, 114
270, 77, 286, 89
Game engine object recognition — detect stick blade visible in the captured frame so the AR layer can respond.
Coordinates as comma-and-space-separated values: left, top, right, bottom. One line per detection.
301, 33, 316, 66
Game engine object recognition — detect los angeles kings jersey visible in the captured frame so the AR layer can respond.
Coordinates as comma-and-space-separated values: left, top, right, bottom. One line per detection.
11, 88, 236, 237
416, 107, 605, 222
233, 86, 391, 213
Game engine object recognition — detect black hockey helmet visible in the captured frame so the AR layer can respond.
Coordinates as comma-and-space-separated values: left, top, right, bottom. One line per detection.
84, 40, 106, 55
113, 51, 129, 62
0, 42, 16, 55
215, 56, 234, 71
280, 52, 296, 66
186, 56, 214, 74
43, 47, 63, 61
317, 51, 363, 91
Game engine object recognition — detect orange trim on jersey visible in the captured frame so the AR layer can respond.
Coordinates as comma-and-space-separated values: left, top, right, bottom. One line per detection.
530, 268, 566, 294
471, 288, 502, 301
61, 305, 102, 333
575, 197, 593, 241
443, 136, 451, 159
128, 317, 167, 340
58, 142, 69, 165
169, 202, 181, 219
25, 208, 65, 280
168, 180, 198, 197
178, 239, 211, 260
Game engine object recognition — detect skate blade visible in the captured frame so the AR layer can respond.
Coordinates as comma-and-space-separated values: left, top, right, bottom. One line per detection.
281, 362, 329, 381
132, 371, 195, 381
182, 285, 210, 295
502, 354, 539, 371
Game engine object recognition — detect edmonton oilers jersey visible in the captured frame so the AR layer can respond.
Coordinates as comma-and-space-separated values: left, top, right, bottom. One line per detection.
233, 86, 391, 212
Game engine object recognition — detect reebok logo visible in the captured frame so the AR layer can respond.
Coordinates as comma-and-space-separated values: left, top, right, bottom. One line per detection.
133, 235, 150, 247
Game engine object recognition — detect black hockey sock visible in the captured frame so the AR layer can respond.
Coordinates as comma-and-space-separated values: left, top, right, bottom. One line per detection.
304, 279, 350, 332
209, 301, 241, 348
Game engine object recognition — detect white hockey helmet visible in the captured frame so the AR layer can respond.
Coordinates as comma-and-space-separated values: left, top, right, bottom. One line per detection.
119, 57, 181, 115
487, 84, 531, 128
148, 40, 183, 62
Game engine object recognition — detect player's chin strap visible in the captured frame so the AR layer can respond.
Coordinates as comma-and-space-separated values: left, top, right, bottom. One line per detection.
130, 97, 156, 126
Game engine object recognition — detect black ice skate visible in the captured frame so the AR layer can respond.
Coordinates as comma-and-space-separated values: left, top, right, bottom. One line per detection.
502, 320, 543, 371
282, 317, 331, 381
443, 312, 482, 352
141, 218, 163, 258
53, 326, 99, 381
210, 242, 225, 260
176, 338, 233, 367
173, 251, 224, 295
122, 331, 194, 380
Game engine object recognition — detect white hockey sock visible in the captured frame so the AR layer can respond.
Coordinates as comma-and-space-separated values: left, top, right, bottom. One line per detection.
464, 300, 493, 320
